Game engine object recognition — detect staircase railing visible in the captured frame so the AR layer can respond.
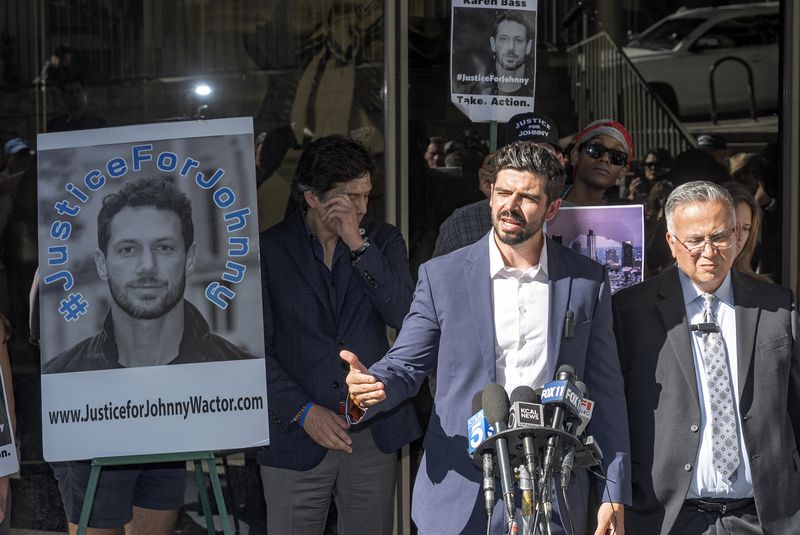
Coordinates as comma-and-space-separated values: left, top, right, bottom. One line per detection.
567, 32, 695, 158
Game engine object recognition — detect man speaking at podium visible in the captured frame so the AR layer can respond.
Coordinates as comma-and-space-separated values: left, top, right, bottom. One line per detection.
342, 141, 630, 534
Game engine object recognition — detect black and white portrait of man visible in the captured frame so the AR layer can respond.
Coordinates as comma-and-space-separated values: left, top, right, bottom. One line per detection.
44, 177, 254, 373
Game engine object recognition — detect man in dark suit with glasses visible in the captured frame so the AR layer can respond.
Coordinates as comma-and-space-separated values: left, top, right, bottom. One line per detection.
613, 181, 800, 534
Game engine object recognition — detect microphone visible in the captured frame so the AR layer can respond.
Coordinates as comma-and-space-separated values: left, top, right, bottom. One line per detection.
482, 384, 516, 528
690, 322, 719, 333
574, 435, 604, 469
575, 381, 595, 436
560, 380, 590, 490
468, 391, 496, 519
540, 365, 582, 518
564, 310, 575, 338
509, 385, 542, 534
468, 391, 495, 455
518, 464, 534, 533
509, 385, 545, 428
509, 386, 543, 489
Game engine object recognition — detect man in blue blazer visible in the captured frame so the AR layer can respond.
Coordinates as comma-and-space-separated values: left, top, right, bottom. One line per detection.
344, 140, 631, 534
259, 135, 420, 534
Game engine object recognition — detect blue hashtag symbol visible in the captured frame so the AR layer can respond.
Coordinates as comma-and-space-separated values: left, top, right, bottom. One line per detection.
58, 293, 89, 321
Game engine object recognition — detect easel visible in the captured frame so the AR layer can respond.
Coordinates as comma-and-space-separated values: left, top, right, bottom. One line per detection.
77, 451, 233, 535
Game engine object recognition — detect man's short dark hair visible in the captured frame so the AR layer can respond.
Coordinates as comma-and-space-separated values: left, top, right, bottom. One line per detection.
97, 177, 194, 254
492, 11, 531, 40
491, 141, 566, 203
291, 134, 375, 205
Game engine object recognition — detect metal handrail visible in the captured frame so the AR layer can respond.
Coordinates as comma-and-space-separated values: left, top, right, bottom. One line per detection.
567, 32, 696, 158
709, 56, 757, 124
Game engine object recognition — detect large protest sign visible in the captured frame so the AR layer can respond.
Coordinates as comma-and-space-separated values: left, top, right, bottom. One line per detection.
37, 118, 268, 461
546, 205, 645, 294
450, 0, 538, 123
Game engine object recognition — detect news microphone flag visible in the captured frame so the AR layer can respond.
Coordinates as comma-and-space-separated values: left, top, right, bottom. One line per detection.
468, 409, 495, 454
508, 401, 545, 429
540, 379, 583, 417
576, 398, 594, 435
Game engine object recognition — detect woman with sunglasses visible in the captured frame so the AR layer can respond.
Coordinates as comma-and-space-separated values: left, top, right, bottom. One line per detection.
627, 147, 674, 203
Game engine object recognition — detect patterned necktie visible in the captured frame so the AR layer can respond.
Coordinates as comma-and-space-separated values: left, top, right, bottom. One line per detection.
701, 293, 740, 482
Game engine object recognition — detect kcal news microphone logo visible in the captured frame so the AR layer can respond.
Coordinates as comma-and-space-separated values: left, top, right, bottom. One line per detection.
509, 401, 545, 428
467, 409, 495, 454
540, 380, 583, 414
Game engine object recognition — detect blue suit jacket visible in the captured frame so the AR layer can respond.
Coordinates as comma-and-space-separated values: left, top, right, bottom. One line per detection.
367, 233, 632, 534
258, 210, 421, 470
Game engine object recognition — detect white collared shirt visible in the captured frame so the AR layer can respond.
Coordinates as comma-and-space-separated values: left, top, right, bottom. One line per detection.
679, 270, 754, 499
489, 234, 549, 395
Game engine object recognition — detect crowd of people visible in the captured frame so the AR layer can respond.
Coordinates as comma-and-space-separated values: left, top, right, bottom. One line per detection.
254, 114, 792, 535
421, 120, 781, 285
0, 99, 795, 535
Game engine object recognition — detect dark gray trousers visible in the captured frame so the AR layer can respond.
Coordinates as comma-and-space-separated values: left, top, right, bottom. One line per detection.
261, 427, 397, 535
672, 501, 762, 535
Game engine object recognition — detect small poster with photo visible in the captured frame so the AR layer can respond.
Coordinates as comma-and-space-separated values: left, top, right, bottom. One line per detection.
545, 205, 645, 294
450, 0, 538, 123
37, 118, 269, 461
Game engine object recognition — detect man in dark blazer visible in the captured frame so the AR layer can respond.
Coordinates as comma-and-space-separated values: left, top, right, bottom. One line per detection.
259, 135, 420, 534
344, 141, 630, 535
613, 181, 800, 534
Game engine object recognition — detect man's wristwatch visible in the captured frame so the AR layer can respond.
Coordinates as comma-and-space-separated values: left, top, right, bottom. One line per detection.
349, 238, 370, 262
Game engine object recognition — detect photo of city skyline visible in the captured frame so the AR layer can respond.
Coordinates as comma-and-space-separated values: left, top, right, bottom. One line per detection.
545, 205, 645, 293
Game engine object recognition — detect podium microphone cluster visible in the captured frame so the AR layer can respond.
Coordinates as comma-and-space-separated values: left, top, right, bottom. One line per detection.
467, 365, 601, 535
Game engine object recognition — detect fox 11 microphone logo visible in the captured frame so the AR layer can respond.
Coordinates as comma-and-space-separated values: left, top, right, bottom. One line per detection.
468, 410, 495, 454
541, 380, 583, 415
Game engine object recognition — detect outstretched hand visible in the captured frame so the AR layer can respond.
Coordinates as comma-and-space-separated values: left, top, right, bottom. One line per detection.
340, 350, 386, 408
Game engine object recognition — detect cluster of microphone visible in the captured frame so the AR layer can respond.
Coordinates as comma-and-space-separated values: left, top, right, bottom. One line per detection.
467, 365, 602, 535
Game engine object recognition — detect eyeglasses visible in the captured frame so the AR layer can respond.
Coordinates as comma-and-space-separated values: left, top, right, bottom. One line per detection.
644, 162, 661, 169
582, 143, 628, 166
672, 228, 736, 256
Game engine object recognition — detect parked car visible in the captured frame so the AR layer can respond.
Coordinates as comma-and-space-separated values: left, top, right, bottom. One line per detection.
623, 3, 779, 118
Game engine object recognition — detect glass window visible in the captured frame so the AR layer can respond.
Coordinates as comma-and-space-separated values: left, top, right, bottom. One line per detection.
630, 17, 705, 50
0, 2, 389, 531
697, 14, 782, 49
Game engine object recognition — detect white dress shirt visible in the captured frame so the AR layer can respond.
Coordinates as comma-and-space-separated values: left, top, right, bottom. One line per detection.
679, 270, 754, 499
489, 235, 549, 395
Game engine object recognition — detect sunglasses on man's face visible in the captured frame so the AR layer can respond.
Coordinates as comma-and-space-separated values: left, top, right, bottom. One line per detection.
582, 143, 628, 166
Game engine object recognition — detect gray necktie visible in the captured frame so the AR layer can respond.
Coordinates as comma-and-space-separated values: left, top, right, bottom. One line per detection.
701, 293, 740, 481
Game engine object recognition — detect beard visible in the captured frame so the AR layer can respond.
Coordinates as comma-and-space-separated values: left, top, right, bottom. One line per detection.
108, 274, 185, 320
497, 53, 524, 71
493, 209, 540, 246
